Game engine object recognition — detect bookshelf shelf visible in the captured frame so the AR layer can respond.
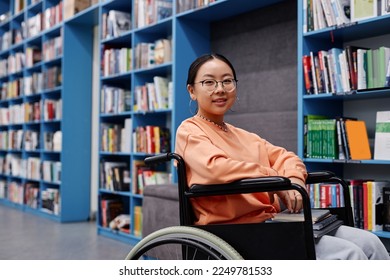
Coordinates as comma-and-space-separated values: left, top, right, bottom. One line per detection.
298, 1, 390, 238
0, 0, 95, 222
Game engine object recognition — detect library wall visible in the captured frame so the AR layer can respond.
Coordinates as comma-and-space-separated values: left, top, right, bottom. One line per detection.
210, 0, 298, 152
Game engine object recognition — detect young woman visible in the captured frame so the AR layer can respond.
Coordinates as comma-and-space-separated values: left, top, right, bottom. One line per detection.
174, 53, 389, 260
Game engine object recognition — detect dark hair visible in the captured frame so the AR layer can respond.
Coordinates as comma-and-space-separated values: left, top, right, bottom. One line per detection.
186, 53, 237, 85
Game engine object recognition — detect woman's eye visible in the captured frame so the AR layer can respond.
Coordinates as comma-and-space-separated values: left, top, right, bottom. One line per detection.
204, 80, 215, 86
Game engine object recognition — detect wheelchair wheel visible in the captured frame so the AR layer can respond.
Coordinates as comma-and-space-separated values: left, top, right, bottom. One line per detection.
125, 226, 243, 260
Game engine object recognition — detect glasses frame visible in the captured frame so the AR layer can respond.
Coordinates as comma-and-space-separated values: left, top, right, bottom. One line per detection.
193, 78, 238, 93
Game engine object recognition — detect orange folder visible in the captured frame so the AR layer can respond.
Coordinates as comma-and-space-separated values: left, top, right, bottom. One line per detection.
345, 120, 372, 160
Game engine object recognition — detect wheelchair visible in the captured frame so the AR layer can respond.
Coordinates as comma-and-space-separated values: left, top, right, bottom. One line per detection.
126, 152, 354, 260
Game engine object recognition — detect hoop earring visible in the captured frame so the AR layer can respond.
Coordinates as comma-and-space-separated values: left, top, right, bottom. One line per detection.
189, 99, 198, 115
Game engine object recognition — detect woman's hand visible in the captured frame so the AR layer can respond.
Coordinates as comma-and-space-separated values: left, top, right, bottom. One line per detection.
275, 190, 303, 213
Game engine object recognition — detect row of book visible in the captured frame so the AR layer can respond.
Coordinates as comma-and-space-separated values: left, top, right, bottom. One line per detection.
0, 1, 63, 50
100, 122, 170, 155
0, 129, 62, 152
25, 1, 64, 38
1, 74, 41, 99
133, 125, 171, 155
177, 0, 217, 14
308, 180, 390, 232
100, 161, 130, 192
0, 181, 40, 209
0, 52, 24, 76
134, 0, 173, 28
0, 130, 61, 152
348, 179, 390, 232
134, 38, 172, 69
305, 115, 372, 160
42, 34, 63, 62
101, 10, 131, 40
133, 76, 172, 112
305, 112, 390, 160
41, 187, 60, 215
303, 45, 390, 95
100, 118, 132, 153
0, 65, 61, 93
100, 197, 142, 236
308, 183, 345, 208
100, 160, 170, 194
305, 0, 390, 33
131, 159, 171, 195
0, 130, 39, 151
0, 154, 61, 182
0, 180, 60, 214
100, 85, 131, 114
0, 99, 62, 125
101, 46, 132, 77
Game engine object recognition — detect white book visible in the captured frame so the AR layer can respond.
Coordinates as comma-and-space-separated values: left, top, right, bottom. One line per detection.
374, 111, 390, 160
371, 180, 390, 231
331, 0, 351, 25
357, 48, 367, 90
321, 0, 337, 26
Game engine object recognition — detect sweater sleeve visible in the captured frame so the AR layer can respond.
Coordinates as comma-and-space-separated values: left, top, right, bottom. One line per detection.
265, 140, 308, 187
175, 123, 279, 186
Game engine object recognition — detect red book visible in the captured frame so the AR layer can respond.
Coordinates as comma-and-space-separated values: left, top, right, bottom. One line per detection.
302, 55, 313, 94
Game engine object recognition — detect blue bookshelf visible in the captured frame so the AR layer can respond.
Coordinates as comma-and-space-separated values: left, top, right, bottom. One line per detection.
297, 0, 390, 239
0, 0, 97, 222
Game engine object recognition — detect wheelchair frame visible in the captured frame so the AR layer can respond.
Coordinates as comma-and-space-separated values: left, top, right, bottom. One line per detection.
126, 152, 353, 260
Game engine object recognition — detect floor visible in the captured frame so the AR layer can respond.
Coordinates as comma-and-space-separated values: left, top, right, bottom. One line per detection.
0, 204, 133, 260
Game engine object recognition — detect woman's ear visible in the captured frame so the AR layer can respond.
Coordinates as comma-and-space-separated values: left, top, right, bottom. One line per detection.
187, 84, 196, 100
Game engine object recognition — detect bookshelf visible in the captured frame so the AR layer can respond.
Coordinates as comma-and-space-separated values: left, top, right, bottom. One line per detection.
96, 0, 286, 244
298, 0, 390, 239
0, 0, 97, 222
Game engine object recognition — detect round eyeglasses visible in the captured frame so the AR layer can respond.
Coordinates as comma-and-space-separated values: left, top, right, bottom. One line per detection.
194, 78, 237, 93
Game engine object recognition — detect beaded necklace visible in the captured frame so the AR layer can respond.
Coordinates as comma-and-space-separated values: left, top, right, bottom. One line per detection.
196, 114, 228, 132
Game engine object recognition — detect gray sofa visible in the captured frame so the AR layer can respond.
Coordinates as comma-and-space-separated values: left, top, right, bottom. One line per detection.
142, 183, 180, 237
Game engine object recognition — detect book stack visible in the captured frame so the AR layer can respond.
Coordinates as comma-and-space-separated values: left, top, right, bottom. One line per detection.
272, 208, 343, 239
272, 209, 343, 239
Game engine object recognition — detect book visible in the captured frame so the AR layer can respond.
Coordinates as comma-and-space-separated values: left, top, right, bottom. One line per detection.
303, 55, 314, 94
331, 0, 350, 25
272, 208, 331, 223
344, 119, 371, 160
320, 0, 337, 27
371, 180, 390, 231
312, 213, 339, 230
357, 48, 368, 90
351, 0, 378, 22
374, 111, 390, 160
313, 219, 343, 238
108, 10, 131, 38
349, 179, 365, 228
383, 186, 390, 232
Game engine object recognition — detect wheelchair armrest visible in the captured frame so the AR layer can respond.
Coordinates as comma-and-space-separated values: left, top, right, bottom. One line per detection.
188, 177, 295, 197
306, 171, 335, 184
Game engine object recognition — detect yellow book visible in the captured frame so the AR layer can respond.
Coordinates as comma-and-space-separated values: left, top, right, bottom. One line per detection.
345, 120, 372, 160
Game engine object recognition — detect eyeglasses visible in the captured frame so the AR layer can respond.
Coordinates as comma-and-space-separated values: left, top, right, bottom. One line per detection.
194, 78, 237, 93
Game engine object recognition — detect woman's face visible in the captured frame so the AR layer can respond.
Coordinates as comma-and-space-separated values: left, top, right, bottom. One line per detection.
188, 59, 237, 122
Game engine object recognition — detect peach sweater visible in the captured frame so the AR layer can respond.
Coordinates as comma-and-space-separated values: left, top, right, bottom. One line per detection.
175, 116, 308, 225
